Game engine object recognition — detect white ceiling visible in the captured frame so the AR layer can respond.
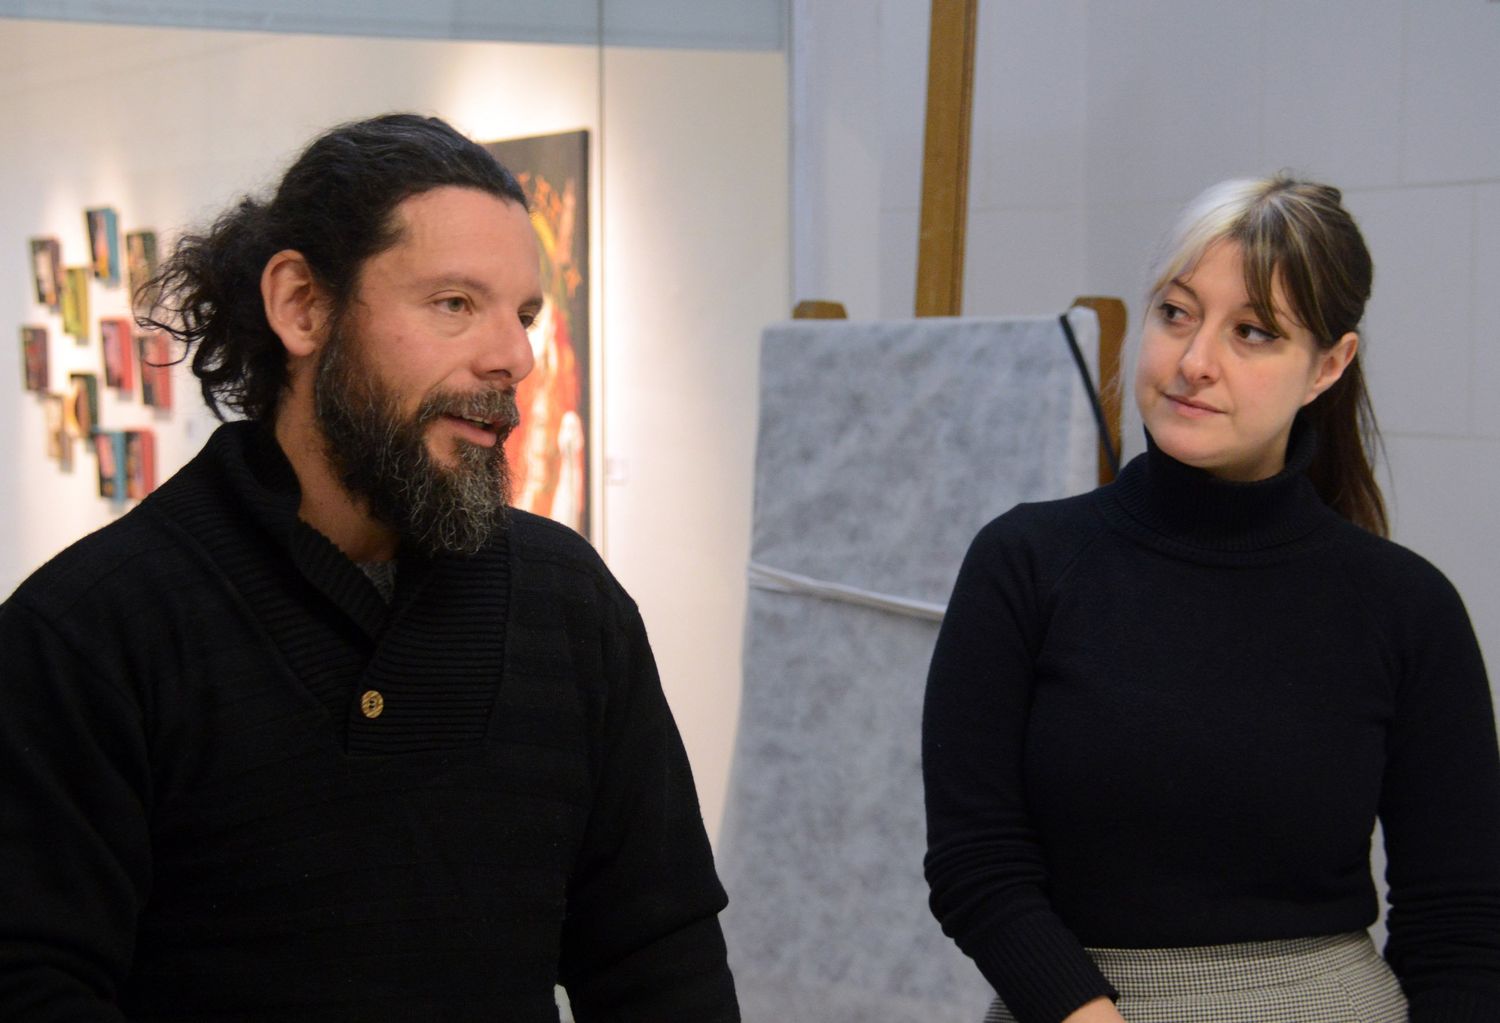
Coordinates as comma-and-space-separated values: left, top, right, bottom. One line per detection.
0, 0, 786, 49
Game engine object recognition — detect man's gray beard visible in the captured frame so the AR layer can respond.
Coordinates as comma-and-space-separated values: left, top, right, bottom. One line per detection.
312, 322, 519, 556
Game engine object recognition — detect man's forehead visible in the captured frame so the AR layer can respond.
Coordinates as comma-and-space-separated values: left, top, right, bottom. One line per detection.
390, 186, 528, 240
378, 187, 540, 280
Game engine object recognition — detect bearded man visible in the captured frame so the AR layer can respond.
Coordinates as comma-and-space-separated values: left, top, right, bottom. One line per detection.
0, 114, 739, 1022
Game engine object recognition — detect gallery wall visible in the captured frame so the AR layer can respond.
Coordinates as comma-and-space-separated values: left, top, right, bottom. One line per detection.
0, 16, 788, 841
792, 0, 1500, 680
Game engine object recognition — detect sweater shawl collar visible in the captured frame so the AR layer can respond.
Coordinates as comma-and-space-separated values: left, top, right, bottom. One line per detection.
145, 421, 511, 753
160, 420, 397, 638
1103, 420, 1338, 556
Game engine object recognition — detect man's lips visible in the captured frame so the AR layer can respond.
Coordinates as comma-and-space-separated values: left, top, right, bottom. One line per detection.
443, 413, 506, 447
426, 390, 521, 448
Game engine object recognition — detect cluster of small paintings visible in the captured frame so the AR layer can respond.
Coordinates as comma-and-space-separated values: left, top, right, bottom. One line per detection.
21, 205, 171, 501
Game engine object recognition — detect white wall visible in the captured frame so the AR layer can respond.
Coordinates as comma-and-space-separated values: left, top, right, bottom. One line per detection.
791, 0, 1091, 321
793, 0, 1500, 676
0, 17, 787, 841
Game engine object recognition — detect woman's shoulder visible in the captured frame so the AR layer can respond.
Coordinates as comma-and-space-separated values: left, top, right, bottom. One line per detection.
1328, 518, 1455, 588
962, 489, 1110, 581
1323, 519, 1473, 629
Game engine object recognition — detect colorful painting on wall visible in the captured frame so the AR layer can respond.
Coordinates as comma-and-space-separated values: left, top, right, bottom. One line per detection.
483, 130, 590, 539
64, 372, 99, 439
124, 429, 156, 499
86, 206, 121, 286
95, 430, 127, 500
101, 317, 134, 390
30, 237, 62, 310
62, 267, 90, 341
137, 330, 173, 410
42, 393, 72, 470
126, 230, 159, 318
21, 325, 49, 392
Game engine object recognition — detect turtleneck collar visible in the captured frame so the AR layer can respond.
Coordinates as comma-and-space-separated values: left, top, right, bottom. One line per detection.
1104, 418, 1338, 556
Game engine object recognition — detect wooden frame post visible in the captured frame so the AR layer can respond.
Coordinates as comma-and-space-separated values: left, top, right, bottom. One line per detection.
914, 0, 979, 317
1070, 296, 1128, 485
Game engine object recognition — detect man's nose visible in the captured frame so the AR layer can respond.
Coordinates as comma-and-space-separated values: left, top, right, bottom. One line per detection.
477, 314, 536, 385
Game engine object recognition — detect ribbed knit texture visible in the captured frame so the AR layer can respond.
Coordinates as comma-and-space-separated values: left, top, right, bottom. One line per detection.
0, 421, 738, 1021
923, 425, 1500, 1023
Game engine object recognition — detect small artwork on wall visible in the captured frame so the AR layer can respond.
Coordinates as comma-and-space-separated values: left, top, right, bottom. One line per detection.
95, 430, 127, 500
101, 317, 134, 390
42, 393, 72, 471
124, 429, 156, 499
62, 267, 90, 342
483, 129, 591, 539
64, 372, 99, 439
86, 206, 121, 286
21, 325, 49, 392
136, 330, 173, 410
30, 237, 62, 310
126, 230, 160, 318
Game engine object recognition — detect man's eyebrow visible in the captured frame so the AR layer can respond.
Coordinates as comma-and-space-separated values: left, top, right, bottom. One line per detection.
414, 274, 497, 297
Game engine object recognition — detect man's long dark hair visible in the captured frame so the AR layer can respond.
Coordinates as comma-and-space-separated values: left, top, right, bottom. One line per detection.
139, 113, 527, 422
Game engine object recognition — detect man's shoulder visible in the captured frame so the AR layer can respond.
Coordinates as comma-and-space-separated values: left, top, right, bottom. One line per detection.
4, 504, 186, 623
506, 510, 632, 611
508, 509, 602, 562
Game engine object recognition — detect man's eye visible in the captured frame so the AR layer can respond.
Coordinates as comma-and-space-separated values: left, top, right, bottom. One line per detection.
439, 297, 469, 313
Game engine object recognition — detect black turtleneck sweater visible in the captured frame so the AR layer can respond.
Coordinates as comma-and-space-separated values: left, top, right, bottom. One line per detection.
0, 422, 738, 1021
923, 429, 1500, 1023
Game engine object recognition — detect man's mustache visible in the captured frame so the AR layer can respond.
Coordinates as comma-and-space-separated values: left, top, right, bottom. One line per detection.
419, 388, 522, 438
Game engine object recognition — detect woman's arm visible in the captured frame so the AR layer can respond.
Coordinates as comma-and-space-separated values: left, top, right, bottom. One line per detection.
923, 513, 1116, 1023
1062, 997, 1127, 1023
1376, 557, 1500, 1019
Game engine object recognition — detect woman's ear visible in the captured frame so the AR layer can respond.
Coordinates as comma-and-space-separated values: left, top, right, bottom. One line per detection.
261, 250, 329, 359
1305, 331, 1359, 404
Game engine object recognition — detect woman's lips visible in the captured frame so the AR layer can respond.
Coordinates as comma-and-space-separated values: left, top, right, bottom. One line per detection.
1166, 393, 1223, 417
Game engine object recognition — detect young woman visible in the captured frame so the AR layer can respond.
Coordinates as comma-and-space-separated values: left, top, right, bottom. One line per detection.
922, 177, 1500, 1023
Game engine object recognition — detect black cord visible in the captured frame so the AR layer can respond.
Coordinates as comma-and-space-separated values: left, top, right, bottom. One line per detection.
1058, 311, 1121, 477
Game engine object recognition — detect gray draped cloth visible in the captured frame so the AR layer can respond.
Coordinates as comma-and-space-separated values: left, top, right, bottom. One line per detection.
719, 311, 1103, 1023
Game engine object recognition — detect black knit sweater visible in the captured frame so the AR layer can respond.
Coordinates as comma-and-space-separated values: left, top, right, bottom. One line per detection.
0, 422, 738, 1021
923, 428, 1500, 1023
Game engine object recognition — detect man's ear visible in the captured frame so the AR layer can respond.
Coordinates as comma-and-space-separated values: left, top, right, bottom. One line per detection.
261, 250, 330, 359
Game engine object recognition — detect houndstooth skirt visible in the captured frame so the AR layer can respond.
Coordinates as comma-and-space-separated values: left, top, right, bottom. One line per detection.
983, 932, 1408, 1023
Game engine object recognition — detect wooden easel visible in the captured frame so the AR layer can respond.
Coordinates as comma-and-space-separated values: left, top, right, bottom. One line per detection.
794, 0, 1125, 484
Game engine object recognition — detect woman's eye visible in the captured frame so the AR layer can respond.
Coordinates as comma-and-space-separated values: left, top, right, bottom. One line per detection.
1237, 323, 1278, 343
1157, 301, 1188, 323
